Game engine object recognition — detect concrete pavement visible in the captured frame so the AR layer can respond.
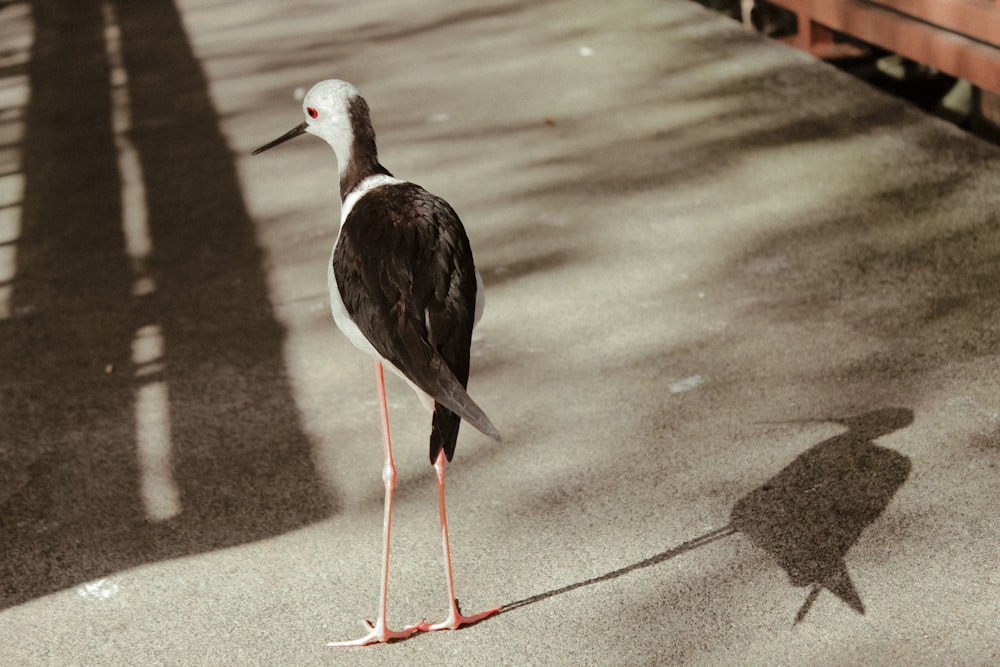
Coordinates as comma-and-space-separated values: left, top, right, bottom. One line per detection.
2, 0, 999, 664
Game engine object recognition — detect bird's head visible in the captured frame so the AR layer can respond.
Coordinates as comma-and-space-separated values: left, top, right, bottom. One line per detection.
253, 79, 367, 169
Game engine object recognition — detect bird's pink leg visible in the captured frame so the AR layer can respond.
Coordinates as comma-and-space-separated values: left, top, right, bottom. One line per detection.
328, 361, 423, 647
419, 449, 500, 632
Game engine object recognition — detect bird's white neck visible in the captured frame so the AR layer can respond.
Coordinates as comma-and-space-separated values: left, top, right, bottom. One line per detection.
330, 137, 354, 177
340, 174, 405, 226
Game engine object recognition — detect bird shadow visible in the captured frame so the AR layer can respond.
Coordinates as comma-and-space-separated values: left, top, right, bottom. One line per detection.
732, 407, 913, 622
499, 408, 912, 624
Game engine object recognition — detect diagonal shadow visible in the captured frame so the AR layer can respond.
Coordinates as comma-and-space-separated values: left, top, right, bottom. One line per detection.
499, 408, 911, 623
1, 0, 330, 609
109, 0, 334, 538
1, 0, 136, 607
499, 526, 736, 614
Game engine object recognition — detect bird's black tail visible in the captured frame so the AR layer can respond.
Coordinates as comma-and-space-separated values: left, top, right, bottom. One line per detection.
390, 340, 500, 462
430, 404, 463, 463
419, 353, 501, 458
426, 367, 500, 463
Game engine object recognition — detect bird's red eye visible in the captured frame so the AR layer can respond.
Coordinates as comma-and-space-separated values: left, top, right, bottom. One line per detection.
307, 107, 318, 119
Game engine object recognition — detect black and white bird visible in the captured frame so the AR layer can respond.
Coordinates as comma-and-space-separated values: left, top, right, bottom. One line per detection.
253, 79, 501, 647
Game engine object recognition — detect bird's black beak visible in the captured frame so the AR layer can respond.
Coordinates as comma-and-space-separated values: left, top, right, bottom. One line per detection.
252, 121, 308, 155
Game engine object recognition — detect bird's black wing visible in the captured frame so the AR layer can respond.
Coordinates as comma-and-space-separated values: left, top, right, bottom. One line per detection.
333, 182, 500, 461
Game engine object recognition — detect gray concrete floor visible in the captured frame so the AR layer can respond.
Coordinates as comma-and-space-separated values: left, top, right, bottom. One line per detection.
2, 0, 999, 664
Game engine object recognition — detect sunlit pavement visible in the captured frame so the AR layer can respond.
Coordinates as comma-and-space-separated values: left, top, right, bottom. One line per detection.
2, 1, 999, 664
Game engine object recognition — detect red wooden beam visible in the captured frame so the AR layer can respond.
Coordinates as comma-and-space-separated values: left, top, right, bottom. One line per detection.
813, 0, 1000, 91
765, 0, 1000, 93
870, 0, 1000, 46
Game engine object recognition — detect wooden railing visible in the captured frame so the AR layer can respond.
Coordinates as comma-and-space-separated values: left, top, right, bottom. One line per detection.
762, 0, 1000, 93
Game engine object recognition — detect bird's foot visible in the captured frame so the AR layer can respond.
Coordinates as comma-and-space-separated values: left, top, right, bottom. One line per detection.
327, 617, 424, 647
418, 599, 500, 632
